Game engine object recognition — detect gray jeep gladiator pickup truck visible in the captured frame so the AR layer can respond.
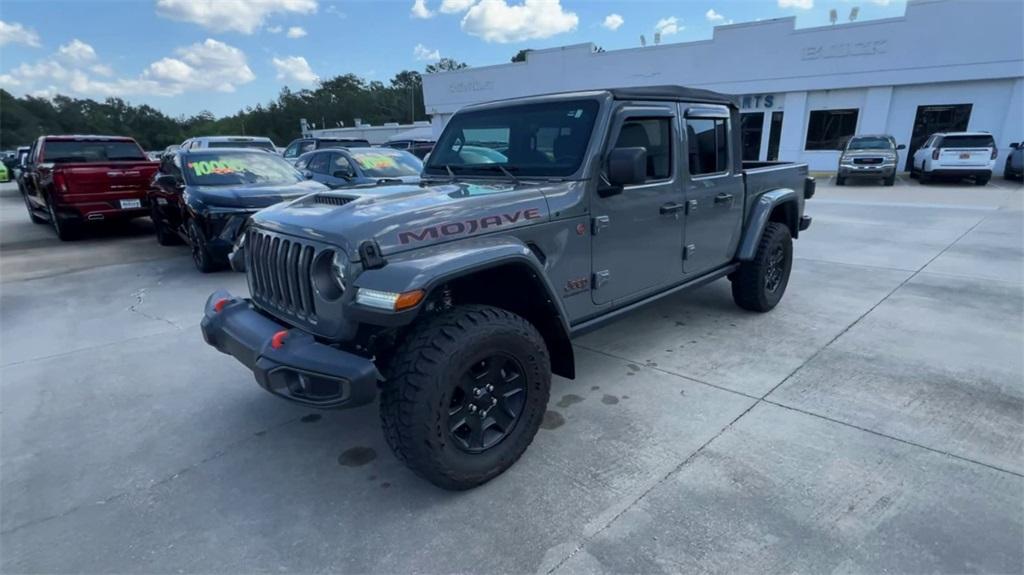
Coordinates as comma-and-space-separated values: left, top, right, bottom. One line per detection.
201, 85, 814, 490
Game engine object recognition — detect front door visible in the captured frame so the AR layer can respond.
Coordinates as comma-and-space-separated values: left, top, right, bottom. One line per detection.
681, 106, 745, 276
591, 105, 684, 305
904, 104, 972, 171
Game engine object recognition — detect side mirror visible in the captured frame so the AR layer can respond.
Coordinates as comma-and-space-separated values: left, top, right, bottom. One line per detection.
896, 144, 906, 150
607, 147, 647, 188
1011, 143, 1021, 150
302, 170, 314, 180
155, 174, 181, 189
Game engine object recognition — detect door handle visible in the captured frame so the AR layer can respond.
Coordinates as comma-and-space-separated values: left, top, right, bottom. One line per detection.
714, 193, 734, 204
660, 202, 685, 215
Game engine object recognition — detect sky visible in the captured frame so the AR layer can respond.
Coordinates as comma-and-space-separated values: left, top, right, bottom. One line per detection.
0, 0, 908, 118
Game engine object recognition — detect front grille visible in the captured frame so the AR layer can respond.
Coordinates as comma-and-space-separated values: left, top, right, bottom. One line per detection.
313, 194, 355, 206
248, 229, 318, 321
853, 157, 883, 165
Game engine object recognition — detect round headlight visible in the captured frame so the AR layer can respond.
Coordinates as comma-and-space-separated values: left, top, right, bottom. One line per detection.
311, 249, 346, 301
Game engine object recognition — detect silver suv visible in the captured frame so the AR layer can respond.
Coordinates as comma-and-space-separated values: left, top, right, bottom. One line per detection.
837, 134, 904, 186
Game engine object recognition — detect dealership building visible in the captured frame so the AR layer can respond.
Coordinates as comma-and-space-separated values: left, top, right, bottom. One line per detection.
421, 0, 1023, 174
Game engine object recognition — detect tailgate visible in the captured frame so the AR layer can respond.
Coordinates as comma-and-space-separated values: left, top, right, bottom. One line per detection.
939, 148, 990, 167
59, 162, 158, 197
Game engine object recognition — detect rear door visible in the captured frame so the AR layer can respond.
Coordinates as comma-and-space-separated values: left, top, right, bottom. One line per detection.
937, 135, 995, 167
681, 106, 745, 277
591, 103, 684, 305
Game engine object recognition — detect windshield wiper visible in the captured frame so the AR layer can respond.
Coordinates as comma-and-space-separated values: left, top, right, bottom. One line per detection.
469, 164, 520, 184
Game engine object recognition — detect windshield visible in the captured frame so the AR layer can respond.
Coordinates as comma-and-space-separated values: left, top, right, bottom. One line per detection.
349, 149, 423, 178
43, 140, 146, 163
847, 137, 892, 150
207, 140, 276, 152
426, 99, 599, 178
184, 151, 303, 186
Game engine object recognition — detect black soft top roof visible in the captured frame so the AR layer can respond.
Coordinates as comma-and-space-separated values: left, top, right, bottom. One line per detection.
609, 85, 739, 109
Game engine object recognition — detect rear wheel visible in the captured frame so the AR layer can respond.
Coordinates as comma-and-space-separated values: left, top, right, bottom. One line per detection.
380, 304, 551, 490
48, 198, 80, 241
731, 222, 792, 312
919, 166, 932, 184
187, 218, 221, 273
975, 174, 991, 186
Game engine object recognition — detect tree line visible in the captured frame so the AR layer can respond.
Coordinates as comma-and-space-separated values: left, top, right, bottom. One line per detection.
0, 59, 468, 151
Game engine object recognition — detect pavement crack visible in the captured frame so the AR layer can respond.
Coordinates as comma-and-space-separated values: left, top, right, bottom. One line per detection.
128, 287, 181, 330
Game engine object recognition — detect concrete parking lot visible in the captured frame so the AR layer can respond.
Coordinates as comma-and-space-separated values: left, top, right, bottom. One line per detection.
1, 176, 1022, 573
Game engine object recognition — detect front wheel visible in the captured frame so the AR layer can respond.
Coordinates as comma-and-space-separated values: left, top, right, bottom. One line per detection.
187, 218, 222, 273
884, 173, 896, 186
835, 175, 846, 186
380, 305, 551, 490
731, 222, 793, 312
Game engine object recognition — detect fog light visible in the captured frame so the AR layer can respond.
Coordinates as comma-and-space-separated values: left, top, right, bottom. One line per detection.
356, 288, 424, 311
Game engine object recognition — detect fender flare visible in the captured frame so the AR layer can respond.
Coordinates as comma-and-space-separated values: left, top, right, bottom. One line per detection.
737, 188, 799, 261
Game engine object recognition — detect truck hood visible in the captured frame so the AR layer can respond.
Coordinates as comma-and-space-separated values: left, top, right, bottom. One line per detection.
251, 180, 554, 257
192, 180, 327, 209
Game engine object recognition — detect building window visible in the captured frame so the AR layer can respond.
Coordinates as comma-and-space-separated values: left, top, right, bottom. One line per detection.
805, 109, 859, 150
686, 117, 729, 175
615, 118, 672, 180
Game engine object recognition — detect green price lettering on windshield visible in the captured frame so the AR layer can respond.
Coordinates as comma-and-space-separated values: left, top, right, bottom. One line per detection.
189, 159, 248, 176
354, 154, 398, 170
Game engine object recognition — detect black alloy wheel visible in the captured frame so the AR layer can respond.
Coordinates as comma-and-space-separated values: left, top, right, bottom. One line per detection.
447, 354, 528, 453
764, 244, 786, 294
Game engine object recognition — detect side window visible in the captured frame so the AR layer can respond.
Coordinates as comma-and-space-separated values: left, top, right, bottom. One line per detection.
331, 153, 353, 176
614, 117, 672, 181
283, 142, 301, 159
308, 152, 330, 174
299, 141, 316, 155
294, 155, 310, 170
685, 117, 729, 176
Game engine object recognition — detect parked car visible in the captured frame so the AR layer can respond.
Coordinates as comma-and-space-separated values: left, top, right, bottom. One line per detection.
836, 134, 904, 186
910, 132, 997, 185
200, 85, 814, 490
148, 148, 326, 272
281, 137, 371, 163
383, 139, 435, 159
0, 162, 8, 183
295, 147, 423, 188
180, 136, 277, 153
20, 135, 158, 240
1004, 142, 1023, 181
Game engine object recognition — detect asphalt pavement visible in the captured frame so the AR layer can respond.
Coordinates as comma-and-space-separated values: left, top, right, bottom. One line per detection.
1, 175, 1022, 573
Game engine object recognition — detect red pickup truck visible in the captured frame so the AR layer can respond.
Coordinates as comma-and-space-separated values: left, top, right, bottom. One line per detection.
20, 135, 159, 240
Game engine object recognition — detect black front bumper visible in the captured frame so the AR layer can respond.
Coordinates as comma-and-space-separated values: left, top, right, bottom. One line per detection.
200, 290, 380, 408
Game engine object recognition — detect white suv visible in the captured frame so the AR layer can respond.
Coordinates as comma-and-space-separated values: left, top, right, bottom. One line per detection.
911, 132, 997, 185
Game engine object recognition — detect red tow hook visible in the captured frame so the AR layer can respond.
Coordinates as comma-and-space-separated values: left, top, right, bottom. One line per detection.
213, 298, 232, 313
270, 330, 288, 350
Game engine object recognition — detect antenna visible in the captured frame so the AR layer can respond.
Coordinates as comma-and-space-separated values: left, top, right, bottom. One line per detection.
849, 7, 860, 21
829, 8, 838, 24
654, 32, 661, 45
640, 34, 647, 47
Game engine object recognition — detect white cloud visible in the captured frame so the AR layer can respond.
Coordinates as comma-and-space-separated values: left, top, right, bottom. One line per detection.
272, 55, 319, 85
143, 39, 256, 94
413, 43, 441, 61
58, 39, 97, 63
155, 0, 318, 34
440, 0, 475, 12
411, 0, 434, 18
286, 26, 307, 38
267, 25, 284, 33
705, 9, 724, 22
461, 0, 578, 43
654, 16, 681, 36
778, 0, 813, 9
602, 13, 624, 31
91, 63, 115, 77
0, 20, 41, 47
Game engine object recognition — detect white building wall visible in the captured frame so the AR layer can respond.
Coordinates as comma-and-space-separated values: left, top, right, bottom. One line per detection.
422, 0, 1024, 173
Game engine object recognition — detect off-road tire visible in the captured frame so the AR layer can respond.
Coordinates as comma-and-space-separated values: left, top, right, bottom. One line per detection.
48, 198, 80, 241
380, 304, 551, 490
152, 206, 182, 246
23, 192, 46, 224
731, 222, 793, 312
187, 218, 221, 273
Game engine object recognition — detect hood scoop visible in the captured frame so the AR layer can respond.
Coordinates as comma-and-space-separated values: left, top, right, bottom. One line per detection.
312, 194, 357, 207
